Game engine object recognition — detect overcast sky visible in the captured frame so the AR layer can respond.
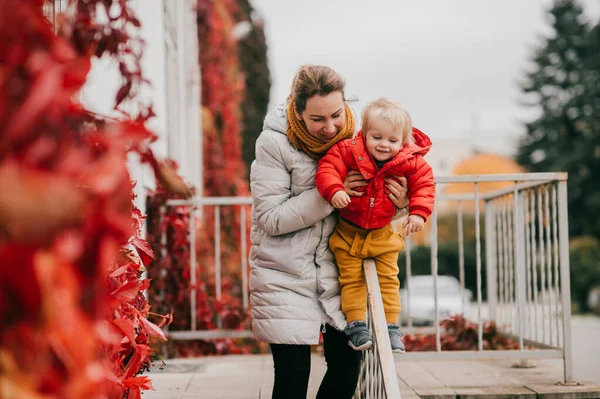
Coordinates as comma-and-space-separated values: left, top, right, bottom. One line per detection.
250, 0, 600, 155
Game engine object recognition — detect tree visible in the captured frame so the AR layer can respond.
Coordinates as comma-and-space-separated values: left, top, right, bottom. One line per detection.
569, 236, 600, 311
516, 0, 600, 240
235, 0, 271, 178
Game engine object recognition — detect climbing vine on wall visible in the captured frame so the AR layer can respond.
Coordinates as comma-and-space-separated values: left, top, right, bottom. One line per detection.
145, 0, 264, 356
0, 1, 176, 398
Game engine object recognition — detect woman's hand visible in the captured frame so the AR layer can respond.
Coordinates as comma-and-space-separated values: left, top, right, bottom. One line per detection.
385, 176, 409, 208
344, 170, 367, 196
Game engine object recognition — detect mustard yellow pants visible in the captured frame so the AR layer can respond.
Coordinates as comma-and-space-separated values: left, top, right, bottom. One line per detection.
329, 218, 405, 324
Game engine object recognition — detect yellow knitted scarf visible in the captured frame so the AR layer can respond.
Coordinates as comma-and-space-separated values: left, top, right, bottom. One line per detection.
286, 101, 355, 160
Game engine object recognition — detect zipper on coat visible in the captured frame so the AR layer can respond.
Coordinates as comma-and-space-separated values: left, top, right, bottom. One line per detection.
317, 219, 328, 335
364, 181, 377, 228
315, 220, 324, 295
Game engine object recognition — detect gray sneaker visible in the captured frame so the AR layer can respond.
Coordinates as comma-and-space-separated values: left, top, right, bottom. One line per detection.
345, 321, 373, 351
387, 323, 405, 353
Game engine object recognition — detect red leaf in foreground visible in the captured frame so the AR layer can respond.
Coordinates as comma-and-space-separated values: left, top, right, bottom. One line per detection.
83, 151, 129, 195
115, 80, 132, 107
111, 318, 137, 347
126, 388, 142, 399
131, 237, 154, 266
138, 314, 167, 341
123, 375, 154, 390
109, 265, 131, 278
4, 65, 63, 140
139, 278, 151, 291
111, 280, 142, 302
122, 343, 150, 379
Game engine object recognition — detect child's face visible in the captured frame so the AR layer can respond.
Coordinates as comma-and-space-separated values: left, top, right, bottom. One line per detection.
364, 119, 404, 162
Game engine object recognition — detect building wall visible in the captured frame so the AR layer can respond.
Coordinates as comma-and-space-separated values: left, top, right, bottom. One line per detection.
80, 0, 202, 213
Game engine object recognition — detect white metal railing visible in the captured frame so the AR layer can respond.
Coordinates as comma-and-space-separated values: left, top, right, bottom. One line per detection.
355, 259, 402, 399
395, 172, 573, 383
162, 172, 574, 384
164, 196, 253, 340
42, 0, 69, 31
164, 197, 402, 397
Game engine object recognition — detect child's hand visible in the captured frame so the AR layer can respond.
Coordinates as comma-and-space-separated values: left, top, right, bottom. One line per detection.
331, 191, 351, 209
403, 215, 425, 237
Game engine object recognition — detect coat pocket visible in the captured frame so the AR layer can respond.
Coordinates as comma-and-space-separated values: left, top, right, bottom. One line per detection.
253, 226, 315, 278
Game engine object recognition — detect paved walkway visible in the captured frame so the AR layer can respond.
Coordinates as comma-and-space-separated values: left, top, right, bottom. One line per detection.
141, 354, 600, 399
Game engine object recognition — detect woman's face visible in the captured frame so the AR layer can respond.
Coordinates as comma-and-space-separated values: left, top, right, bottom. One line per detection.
295, 91, 345, 142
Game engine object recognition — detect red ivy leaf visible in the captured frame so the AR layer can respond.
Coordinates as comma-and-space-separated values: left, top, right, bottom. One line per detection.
111, 280, 142, 302
5, 66, 63, 140
112, 318, 137, 347
109, 265, 130, 278
122, 345, 150, 380
131, 237, 155, 266
115, 80, 132, 107
123, 375, 154, 390
138, 314, 166, 341
139, 278, 151, 291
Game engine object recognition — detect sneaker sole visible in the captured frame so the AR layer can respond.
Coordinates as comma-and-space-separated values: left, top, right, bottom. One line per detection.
348, 340, 373, 351
392, 348, 405, 354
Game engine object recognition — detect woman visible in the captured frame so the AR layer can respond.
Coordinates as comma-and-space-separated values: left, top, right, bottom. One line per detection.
249, 65, 409, 399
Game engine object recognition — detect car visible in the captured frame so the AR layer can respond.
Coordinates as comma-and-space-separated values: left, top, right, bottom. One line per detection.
588, 286, 600, 315
399, 275, 472, 326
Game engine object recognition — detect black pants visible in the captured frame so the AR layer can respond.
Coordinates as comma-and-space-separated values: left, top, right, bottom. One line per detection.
270, 324, 362, 399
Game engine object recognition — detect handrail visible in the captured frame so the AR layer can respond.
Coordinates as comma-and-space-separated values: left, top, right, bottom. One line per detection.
355, 258, 402, 398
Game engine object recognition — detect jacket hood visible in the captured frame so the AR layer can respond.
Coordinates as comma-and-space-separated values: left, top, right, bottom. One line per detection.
263, 103, 289, 135
410, 127, 432, 156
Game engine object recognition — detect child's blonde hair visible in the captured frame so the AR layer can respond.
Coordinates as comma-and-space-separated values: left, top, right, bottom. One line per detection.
362, 98, 413, 145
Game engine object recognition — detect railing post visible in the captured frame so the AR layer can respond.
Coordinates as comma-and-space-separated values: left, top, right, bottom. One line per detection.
474, 183, 483, 351
430, 192, 441, 352
557, 181, 573, 383
514, 186, 527, 351
215, 205, 222, 329
457, 201, 466, 315
485, 200, 498, 323
190, 205, 197, 331
363, 259, 402, 399
241, 206, 249, 309
405, 237, 413, 328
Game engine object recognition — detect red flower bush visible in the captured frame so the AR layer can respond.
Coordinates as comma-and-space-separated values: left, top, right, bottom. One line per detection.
404, 315, 521, 352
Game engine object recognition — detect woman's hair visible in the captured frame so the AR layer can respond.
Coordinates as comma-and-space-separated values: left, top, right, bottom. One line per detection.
361, 98, 414, 145
288, 64, 346, 114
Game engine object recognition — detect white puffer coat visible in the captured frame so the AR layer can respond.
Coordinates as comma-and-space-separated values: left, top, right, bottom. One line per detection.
249, 103, 359, 344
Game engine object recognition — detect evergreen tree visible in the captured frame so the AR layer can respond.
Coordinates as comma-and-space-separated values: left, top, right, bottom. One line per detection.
517, 0, 600, 239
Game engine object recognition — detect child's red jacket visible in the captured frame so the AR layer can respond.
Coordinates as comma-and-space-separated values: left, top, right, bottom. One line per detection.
315, 128, 435, 230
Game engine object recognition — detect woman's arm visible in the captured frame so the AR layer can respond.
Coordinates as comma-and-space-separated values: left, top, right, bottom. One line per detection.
251, 132, 334, 236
